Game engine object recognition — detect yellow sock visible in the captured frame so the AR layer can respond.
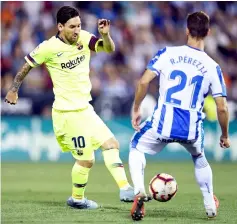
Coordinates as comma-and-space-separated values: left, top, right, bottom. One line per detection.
71, 163, 90, 200
103, 149, 130, 189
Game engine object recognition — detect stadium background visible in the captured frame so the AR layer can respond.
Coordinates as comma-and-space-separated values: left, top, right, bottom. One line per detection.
1, 2, 237, 224
1, 1, 237, 162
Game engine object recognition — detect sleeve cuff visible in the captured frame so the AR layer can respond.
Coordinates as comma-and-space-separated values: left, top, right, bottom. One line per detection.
94, 39, 103, 52
212, 93, 227, 98
89, 36, 101, 52
146, 66, 160, 76
24, 55, 38, 68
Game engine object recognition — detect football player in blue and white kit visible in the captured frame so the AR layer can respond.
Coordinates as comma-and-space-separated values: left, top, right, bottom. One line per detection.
129, 11, 230, 221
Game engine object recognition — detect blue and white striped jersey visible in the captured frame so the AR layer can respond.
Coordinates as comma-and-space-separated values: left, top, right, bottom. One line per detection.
146, 45, 227, 140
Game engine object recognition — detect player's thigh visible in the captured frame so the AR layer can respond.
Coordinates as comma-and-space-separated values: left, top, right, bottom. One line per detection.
89, 108, 115, 150
52, 108, 94, 160
180, 128, 204, 156
130, 121, 167, 155
71, 150, 95, 162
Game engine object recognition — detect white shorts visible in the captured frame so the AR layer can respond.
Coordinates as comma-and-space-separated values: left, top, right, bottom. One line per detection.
130, 120, 204, 156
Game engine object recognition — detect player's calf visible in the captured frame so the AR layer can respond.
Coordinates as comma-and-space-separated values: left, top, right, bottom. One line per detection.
102, 137, 134, 201
71, 161, 93, 200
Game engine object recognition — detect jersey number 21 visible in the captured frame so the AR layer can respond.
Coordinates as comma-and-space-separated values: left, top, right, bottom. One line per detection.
165, 70, 203, 109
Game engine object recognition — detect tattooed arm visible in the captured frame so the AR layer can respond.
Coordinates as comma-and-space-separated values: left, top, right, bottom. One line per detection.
5, 62, 32, 105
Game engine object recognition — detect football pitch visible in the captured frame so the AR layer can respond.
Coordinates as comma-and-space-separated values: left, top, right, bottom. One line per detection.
2, 162, 237, 223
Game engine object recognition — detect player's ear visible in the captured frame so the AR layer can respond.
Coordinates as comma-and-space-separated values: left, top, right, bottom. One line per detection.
186, 28, 189, 36
58, 23, 64, 32
207, 28, 211, 36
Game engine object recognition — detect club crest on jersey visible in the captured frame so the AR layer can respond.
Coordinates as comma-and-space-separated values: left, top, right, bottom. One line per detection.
76, 41, 83, 50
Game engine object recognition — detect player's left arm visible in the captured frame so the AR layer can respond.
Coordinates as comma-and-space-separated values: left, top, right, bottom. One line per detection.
5, 62, 32, 105
96, 19, 115, 53
210, 65, 230, 148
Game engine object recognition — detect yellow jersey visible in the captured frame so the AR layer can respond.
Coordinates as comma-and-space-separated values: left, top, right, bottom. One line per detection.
25, 30, 101, 110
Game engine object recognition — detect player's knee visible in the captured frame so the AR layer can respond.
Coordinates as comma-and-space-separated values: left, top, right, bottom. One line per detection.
192, 153, 209, 169
101, 138, 120, 151
77, 159, 95, 168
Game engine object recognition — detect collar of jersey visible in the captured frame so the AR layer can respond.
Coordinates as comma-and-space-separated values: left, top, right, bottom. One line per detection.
185, 45, 204, 52
56, 32, 66, 43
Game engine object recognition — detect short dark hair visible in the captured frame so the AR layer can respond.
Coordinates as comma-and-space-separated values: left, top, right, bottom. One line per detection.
187, 11, 210, 39
56, 6, 80, 25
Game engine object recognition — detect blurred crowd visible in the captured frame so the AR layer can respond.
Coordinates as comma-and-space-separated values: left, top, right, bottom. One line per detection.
1, 1, 237, 119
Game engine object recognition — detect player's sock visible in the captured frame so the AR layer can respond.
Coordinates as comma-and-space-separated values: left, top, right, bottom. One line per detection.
71, 163, 90, 200
103, 149, 131, 189
129, 148, 146, 195
192, 154, 215, 210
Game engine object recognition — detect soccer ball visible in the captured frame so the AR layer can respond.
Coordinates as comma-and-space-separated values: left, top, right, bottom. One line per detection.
149, 173, 178, 202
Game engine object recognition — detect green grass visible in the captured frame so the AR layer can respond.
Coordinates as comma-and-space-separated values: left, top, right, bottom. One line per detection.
1, 162, 237, 223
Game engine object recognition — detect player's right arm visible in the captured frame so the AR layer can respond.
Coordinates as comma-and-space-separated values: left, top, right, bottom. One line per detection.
210, 65, 230, 148
132, 69, 156, 131
5, 41, 49, 105
132, 48, 167, 131
5, 62, 32, 105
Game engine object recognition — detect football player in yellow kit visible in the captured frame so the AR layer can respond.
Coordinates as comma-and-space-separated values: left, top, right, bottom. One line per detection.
5, 6, 134, 209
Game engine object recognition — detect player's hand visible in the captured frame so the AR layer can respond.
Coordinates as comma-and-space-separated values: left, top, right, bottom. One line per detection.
5, 91, 18, 105
132, 108, 141, 131
220, 135, 230, 148
98, 19, 110, 36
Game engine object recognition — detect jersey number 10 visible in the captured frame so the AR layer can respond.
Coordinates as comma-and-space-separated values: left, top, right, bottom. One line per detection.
72, 136, 85, 156
165, 70, 204, 109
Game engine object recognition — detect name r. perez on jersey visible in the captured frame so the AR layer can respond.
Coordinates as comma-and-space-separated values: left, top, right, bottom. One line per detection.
61, 55, 85, 69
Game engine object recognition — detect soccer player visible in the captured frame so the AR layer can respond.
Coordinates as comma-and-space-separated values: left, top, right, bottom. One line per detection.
129, 11, 230, 220
5, 6, 134, 209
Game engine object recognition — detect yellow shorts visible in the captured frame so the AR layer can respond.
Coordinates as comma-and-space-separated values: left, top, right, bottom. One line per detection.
52, 104, 114, 160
